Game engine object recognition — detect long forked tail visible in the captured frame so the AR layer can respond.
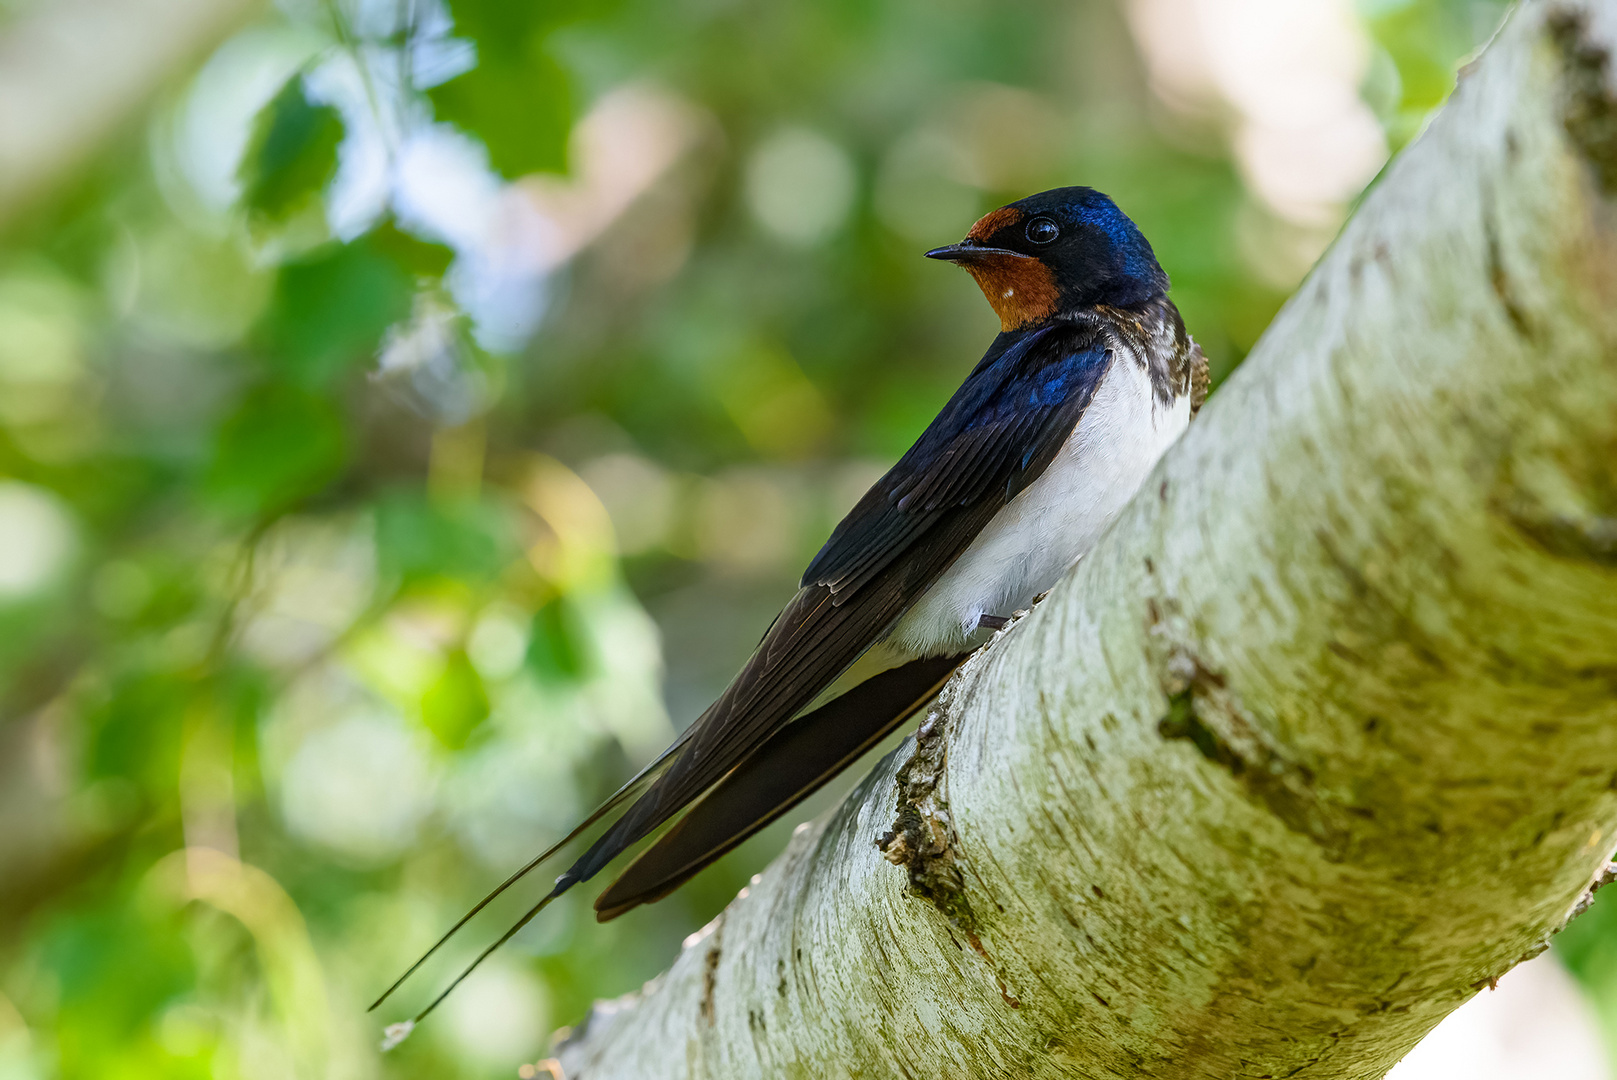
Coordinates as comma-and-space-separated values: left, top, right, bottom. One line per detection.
592, 653, 966, 921
368, 730, 691, 1022
371, 653, 964, 1045
384, 876, 567, 1044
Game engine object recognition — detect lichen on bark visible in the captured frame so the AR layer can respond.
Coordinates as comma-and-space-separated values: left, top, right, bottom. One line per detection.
876, 690, 978, 933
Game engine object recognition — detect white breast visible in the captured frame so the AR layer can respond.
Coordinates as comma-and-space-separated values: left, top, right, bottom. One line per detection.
884, 350, 1191, 657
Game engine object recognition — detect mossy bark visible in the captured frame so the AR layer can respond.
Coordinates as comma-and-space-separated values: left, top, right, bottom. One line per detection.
555, 3, 1617, 1076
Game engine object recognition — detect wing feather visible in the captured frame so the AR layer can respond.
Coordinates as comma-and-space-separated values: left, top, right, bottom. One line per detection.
554, 322, 1116, 890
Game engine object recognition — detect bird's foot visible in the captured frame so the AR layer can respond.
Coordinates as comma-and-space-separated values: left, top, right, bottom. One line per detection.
977, 613, 1010, 631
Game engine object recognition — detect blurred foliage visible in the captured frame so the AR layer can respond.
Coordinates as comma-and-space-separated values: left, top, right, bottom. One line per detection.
239, 81, 346, 231
428, 0, 586, 177
0, 0, 1570, 1078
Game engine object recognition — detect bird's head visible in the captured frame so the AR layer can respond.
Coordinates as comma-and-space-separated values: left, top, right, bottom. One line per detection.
926, 187, 1170, 331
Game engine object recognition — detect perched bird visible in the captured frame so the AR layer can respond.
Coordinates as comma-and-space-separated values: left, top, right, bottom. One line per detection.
373, 186, 1208, 1043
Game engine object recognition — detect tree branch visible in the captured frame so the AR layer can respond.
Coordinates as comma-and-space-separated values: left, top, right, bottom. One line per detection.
553, 2, 1617, 1076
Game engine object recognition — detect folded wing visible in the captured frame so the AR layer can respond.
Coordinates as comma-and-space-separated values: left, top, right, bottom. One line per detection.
560, 320, 1115, 895
374, 319, 1117, 1023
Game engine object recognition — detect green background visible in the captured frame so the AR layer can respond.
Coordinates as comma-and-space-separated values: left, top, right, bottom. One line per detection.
5, 0, 1608, 1077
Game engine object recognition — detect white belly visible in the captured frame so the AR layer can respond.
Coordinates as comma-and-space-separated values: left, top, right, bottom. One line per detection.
884, 353, 1191, 657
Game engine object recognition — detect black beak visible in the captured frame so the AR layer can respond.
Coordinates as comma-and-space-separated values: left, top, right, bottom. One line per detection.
923, 241, 1030, 263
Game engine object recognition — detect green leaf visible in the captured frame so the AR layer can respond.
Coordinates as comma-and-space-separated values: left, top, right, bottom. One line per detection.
84, 671, 188, 797
238, 76, 343, 226
427, 0, 612, 177
420, 648, 490, 748
429, 51, 574, 177
205, 383, 347, 517
371, 221, 457, 277
43, 900, 196, 1053
527, 595, 591, 681
254, 238, 415, 387
374, 490, 517, 584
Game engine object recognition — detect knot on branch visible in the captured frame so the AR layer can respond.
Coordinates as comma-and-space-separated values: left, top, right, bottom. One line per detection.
876, 697, 978, 933
1147, 598, 1358, 859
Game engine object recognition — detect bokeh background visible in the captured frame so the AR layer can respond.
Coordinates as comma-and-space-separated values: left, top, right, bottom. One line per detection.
2, 0, 1614, 1077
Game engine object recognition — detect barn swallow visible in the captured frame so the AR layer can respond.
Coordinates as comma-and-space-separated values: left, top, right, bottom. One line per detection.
372, 186, 1208, 1043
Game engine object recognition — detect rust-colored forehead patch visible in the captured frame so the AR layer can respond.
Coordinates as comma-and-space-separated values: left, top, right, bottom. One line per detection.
966, 206, 1022, 242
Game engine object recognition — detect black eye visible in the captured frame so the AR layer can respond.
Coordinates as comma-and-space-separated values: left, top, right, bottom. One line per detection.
1025, 217, 1059, 245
